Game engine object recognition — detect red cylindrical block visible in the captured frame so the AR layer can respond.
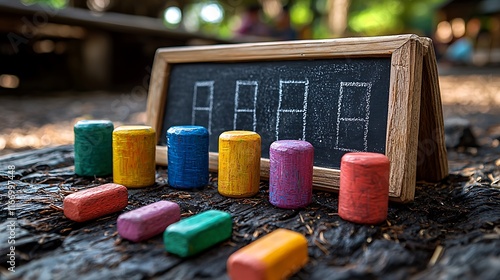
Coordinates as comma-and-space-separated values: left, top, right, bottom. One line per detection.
338, 152, 390, 224
269, 140, 314, 209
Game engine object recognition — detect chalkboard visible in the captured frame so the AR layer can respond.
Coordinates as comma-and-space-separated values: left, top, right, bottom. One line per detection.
146, 35, 449, 202
160, 58, 391, 169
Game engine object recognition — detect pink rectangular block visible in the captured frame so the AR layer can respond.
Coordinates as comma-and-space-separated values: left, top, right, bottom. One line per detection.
117, 200, 181, 242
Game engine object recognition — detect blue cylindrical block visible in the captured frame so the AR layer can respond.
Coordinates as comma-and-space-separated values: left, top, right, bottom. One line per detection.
167, 126, 209, 189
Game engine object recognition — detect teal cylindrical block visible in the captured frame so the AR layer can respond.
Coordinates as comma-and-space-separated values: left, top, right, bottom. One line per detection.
74, 120, 114, 177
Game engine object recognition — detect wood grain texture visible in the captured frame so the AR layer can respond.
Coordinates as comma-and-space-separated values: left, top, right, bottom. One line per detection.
146, 55, 169, 142
385, 36, 423, 202
416, 38, 449, 182
147, 34, 446, 203
155, 34, 414, 63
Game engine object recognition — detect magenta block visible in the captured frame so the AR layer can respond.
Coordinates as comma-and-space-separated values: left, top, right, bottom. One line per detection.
117, 201, 180, 242
269, 140, 314, 209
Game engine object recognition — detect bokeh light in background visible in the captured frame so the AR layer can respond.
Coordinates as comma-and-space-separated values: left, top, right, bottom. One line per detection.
33, 40, 55, 54
466, 18, 481, 38
201, 3, 224, 24
0, 75, 20, 89
180, 2, 232, 36
164, 6, 182, 25
11, 0, 500, 67
87, 0, 111, 12
15, 0, 466, 40
436, 21, 453, 43
435, 17, 474, 44
451, 18, 466, 38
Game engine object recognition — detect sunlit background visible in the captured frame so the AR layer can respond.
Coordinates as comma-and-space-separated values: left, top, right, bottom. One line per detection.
14, 0, 482, 38
0, 0, 499, 155
1, 0, 500, 91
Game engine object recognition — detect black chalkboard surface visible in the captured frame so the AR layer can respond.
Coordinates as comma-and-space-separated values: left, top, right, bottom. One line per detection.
160, 58, 391, 169
147, 35, 449, 202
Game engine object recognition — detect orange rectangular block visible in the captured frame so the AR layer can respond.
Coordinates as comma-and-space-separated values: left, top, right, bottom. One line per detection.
227, 228, 308, 280
63, 183, 128, 222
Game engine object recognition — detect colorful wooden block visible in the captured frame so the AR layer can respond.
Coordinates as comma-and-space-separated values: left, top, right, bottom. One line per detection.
339, 152, 390, 224
164, 210, 232, 257
63, 183, 128, 222
167, 125, 209, 189
269, 140, 314, 209
74, 120, 114, 177
227, 228, 309, 280
117, 201, 180, 242
113, 126, 156, 188
218, 131, 261, 197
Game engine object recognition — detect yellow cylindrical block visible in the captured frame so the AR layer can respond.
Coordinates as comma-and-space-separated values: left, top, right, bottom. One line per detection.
113, 126, 156, 188
218, 131, 261, 197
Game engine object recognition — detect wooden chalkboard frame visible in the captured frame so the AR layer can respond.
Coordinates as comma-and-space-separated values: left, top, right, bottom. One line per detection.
146, 34, 448, 202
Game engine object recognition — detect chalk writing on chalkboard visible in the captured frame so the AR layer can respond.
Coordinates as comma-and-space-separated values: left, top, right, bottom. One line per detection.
161, 58, 391, 169
234, 80, 258, 131
190, 79, 371, 148
191, 81, 214, 134
276, 80, 309, 141
335, 82, 372, 152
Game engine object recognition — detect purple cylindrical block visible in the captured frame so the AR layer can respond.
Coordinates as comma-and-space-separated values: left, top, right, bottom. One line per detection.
269, 140, 314, 209
117, 200, 180, 242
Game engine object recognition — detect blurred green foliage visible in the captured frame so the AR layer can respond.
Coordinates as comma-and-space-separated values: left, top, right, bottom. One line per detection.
19, 0, 448, 39
22, 0, 67, 9
203, 0, 449, 39
349, 1, 405, 35
290, 0, 314, 28
348, 0, 446, 36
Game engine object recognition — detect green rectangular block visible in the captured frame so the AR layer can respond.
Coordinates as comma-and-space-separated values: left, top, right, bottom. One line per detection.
164, 209, 232, 257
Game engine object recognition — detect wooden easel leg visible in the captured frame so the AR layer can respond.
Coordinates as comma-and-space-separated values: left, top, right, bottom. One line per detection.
416, 38, 449, 182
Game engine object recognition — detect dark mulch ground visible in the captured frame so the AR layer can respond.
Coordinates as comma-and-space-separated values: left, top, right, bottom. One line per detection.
0, 141, 499, 279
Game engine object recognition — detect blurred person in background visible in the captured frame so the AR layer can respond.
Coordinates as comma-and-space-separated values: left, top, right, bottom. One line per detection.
272, 5, 297, 40
235, 4, 271, 38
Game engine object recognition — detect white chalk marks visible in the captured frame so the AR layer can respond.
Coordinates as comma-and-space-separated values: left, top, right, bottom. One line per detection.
335, 82, 372, 152
233, 80, 258, 131
191, 79, 372, 149
275, 80, 309, 141
192, 81, 214, 134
